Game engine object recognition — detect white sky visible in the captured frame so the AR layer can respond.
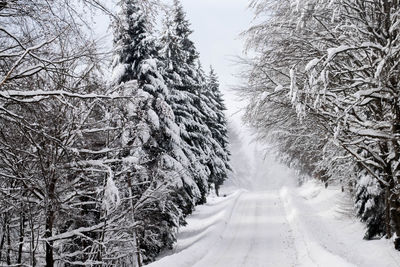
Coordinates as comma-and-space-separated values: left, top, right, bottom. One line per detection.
179, 0, 253, 124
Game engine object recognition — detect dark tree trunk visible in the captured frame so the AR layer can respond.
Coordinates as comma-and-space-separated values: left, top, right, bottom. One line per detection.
6, 223, 11, 265
17, 213, 25, 264
29, 212, 37, 267
45, 178, 56, 267
45, 211, 54, 267
136, 229, 142, 267
0, 215, 7, 263
385, 187, 392, 238
390, 188, 400, 250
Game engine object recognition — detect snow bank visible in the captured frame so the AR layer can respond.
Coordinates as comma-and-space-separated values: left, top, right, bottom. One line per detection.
280, 185, 357, 267
282, 180, 400, 267
147, 190, 244, 267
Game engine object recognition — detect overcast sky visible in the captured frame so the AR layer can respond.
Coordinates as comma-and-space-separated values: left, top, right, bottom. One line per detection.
179, 0, 253, 123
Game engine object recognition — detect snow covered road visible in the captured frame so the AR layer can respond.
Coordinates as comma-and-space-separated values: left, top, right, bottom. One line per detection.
191, 191, 296, 267
148, 179, 400, 267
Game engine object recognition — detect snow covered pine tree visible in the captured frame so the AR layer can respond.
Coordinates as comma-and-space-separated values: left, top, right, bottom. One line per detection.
203, 67, 231, 195
160, 0, 230, 199
111, 0, 204, 264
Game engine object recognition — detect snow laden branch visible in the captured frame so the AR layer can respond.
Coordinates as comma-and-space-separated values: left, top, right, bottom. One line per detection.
0, 0, 231, 265
240, 0, 400, 247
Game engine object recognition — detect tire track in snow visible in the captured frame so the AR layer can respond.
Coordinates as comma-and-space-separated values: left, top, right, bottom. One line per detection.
214, 193, 256, 267
194, 191, 296, 267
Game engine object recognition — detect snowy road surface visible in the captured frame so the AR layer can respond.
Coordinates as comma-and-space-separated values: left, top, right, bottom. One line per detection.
148, 175, 400, 267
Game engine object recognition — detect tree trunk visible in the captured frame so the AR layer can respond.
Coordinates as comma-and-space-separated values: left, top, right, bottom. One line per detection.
0, 230, 4, 263
0, 215, 7, 263
29, 210, 37, 267
6, 223, 11, 265
17, 213, 25, 264
215, 183, 220, 197
45, 211, 54, 267
45, 178, 56, 267
390, 195, 400, 250
389, 95, 400, 248
127, 176, 142, 267
385, 187, 392, 238
135, 229, 142, 267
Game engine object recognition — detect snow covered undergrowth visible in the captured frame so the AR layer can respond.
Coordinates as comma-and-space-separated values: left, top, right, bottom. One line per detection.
148, 175, 400, 267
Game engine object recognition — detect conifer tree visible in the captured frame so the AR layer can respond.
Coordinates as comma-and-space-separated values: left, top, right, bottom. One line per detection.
193, 63, 230, 195
206, 67, 229, 152
161, 1, 231, 197
355, 168, 386, 240
203, 66, 231, 194
160, 0, 214, 202
111, 0, 199, 263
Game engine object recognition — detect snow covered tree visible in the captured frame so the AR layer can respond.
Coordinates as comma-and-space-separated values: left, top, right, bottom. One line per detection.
161, 0, 232, 197
206, 67, 230, 155
0, 1, 122, 265
111, 0, 201, 263
0, 0, 232, 264
197, 64, 231, 195
242, 0, 400, 248
160, 0, 215, 202
290, 0, 400, 246
355, 166, 386, 240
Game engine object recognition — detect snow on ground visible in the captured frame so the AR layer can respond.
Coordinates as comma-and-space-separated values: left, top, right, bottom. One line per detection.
147, 156, 400, 267
148, 189, 297, 267
281, 180, 400, 267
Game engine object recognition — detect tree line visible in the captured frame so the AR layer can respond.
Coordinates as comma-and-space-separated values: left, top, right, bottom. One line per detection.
0, 0, 230, 266
240, 0, 400, 249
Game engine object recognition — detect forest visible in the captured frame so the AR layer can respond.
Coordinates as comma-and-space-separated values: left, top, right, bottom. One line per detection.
239, 0, 400, 251
0, 0, 230, 266
3, 0, 400, 266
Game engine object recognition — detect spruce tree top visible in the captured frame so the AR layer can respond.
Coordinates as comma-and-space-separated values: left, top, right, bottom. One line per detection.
173, 0, 199, 66
112, 0, 164, 95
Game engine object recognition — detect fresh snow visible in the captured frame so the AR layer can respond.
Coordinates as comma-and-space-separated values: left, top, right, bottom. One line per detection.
305, 58, 320, 72
147, 157, 400, 267
102, 167, 121, 212
326, 45, 351, 62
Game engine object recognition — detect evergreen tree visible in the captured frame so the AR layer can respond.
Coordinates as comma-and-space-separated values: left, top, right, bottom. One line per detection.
197, 64, 231, 195
160, 0, 213, 203
205, 67, 231, 188
111, 0, 199, 263
355, 167, 386, 240
206, 67, 229, 153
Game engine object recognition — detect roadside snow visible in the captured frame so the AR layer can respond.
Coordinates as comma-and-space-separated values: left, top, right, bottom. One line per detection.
283, 180, 400, 267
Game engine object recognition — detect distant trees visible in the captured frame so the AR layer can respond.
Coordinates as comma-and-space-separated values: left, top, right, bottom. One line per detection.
241, 0, 400, 248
